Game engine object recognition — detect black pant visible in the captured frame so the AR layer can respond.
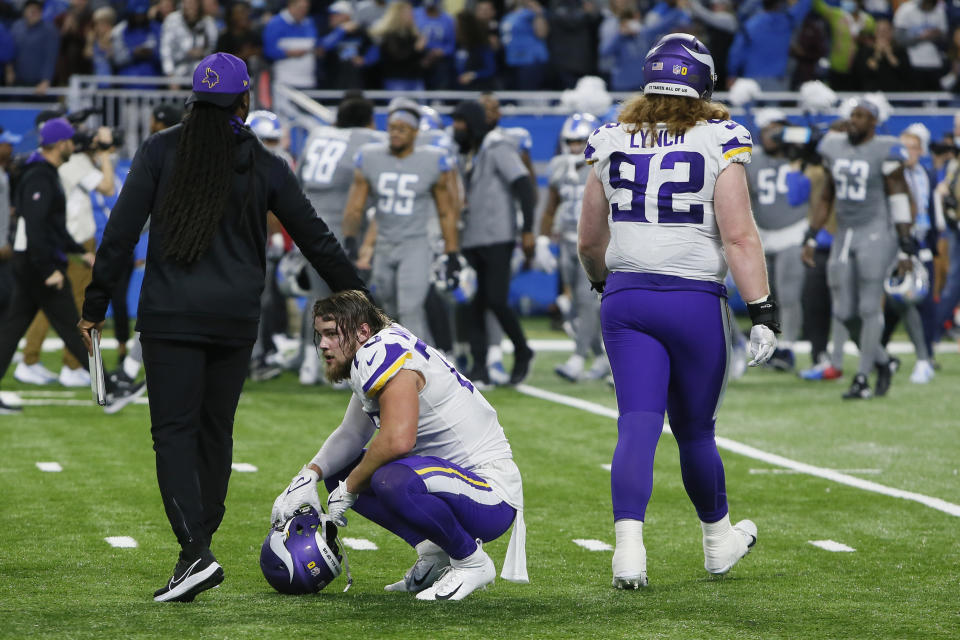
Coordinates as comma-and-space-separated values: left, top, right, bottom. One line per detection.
0, 256, 90, 382
801, 249, 832, 363
424, 285, 453, 353
141, 337, 253, 551
462, 242, 529, 367
109, 260, 133, 345
0, 258, 13, 318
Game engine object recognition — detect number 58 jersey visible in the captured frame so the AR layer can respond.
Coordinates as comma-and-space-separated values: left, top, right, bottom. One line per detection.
585, 120, 753, 283
297, 126, 386, 239
349, 324, 513, 471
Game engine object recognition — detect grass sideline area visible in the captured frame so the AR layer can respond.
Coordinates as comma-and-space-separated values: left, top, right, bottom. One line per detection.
1, 320, 958, 639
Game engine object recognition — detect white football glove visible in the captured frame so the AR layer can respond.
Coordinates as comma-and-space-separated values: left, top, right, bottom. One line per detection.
326, 479, 359, 527
747, 324, 778, 367
271, 466, 321, 526
533, 235, 557, 273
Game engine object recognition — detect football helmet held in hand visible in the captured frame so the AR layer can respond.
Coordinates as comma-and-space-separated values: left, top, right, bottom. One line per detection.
431, 253, 477, 304
884, 256, 929, 305
260, 506, 348, 594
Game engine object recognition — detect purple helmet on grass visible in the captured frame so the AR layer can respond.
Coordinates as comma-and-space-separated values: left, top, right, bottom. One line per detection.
643, 33, 717, 100
260, 507, 344, 594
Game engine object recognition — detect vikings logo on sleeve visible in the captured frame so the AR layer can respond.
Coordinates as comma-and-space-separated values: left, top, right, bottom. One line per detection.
715, 120, 753, 165
353, 337, 413, 397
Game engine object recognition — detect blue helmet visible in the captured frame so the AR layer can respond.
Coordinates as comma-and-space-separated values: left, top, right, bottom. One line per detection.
560, 112, 599, 143
420, 105, 443, 132
643, 33, 717, 100
246, 110, 282, 141
260, 507, 345, 594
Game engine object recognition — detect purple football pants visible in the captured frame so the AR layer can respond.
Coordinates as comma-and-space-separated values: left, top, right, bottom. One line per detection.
325, 455, 515, 560
601, 272, 734, 524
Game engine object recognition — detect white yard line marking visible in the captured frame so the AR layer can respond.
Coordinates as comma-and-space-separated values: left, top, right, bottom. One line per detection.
508, 339, 958, 355
36, 462, 62, 472
15, 399, 95, 407
516, 384, 960, 518
809, 540, 856, 552
14, 391, 81, 398
601, 463, 611, 471
104, 536, 138, 548
572, 539, 613, 551
342, 538, 378, 550
231, 463, 258, 472
750, 468, 882, 475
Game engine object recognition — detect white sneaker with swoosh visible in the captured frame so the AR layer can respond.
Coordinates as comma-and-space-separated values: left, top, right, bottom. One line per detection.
415, 540, 494, 601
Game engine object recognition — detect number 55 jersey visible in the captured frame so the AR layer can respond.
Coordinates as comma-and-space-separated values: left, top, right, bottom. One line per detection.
585, 119, 752, 283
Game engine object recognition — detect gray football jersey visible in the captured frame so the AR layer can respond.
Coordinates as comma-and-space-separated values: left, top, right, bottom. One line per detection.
298, 126, 386, 233
817, 133, 904, 229
746, 149, 808, 231
547, 153, 590, 238
356, 143, 451, 242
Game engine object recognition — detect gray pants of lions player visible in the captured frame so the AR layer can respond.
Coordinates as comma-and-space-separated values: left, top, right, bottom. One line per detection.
372, 235, 432, 342
827, 219, 897, 378
560, 240, 603, 359
765, 244, 804, 347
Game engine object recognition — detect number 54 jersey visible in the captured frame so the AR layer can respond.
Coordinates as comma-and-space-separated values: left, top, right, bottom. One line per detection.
585, 120, 753, 284
349, 323, 513, 471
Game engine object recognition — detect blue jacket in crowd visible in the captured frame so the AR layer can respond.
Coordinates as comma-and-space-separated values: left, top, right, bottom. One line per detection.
500, 8, 549, 67
727, 0, 811, 80
10, 17, 59, 85
262, 10, 317, 62
414, 6, 456, 58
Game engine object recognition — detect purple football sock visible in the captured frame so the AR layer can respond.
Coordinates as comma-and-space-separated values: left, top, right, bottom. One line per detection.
675, 433, 728, 523
611, 410, 665, 521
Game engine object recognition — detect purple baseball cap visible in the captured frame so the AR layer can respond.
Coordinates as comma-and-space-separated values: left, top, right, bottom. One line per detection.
186, 53, 251, 108
39, 118, 75, 146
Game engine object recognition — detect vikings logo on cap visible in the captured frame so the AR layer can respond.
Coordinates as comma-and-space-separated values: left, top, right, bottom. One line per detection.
202, 67, 220, 89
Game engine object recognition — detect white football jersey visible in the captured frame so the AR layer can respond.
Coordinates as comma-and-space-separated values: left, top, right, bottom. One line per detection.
585, 119, 753, 283
348, 323, 513, 471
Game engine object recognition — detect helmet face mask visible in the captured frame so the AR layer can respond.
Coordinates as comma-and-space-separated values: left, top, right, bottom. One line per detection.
560, 112, 599, 154
277, 251, 315, 298
642, 33, 717, 100
260, 507, 344, 594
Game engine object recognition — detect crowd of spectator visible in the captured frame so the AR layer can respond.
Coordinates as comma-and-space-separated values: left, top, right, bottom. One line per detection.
1, 0, 960, 95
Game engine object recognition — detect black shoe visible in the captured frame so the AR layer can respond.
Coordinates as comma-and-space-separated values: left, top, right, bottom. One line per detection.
467, 364, 491, 389
766, 348, 795, 372
842, 374, 872, 400
109, 368, 134, 385
0, 396, 23, 415
250, 363, 283, 382
509, 347, 535, 385
153, 549, 223, 602
104, 381, 147, 415
874, 356, 899, 397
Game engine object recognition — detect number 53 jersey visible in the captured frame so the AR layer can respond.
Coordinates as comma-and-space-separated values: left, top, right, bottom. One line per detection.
349, 324, 513, 471
585, 119, 753, 284
816, 132, 904, 230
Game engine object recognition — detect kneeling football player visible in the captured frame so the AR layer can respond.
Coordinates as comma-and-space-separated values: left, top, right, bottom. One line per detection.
271, 290, 527, 600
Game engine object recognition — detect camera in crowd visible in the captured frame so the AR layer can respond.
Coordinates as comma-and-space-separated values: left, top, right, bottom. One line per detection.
35, 106, 124, 153
771, 124, 828, 166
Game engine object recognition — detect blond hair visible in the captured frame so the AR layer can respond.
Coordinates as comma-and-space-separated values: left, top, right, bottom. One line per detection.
618, 94, 730, 145
369, 1, 417, 40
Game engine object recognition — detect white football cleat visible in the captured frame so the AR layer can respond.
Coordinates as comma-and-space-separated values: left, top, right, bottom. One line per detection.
703, 519, 757, 575
59, 365, 91, 388
14, 361, 58, 385
612, 542, 648, 589
385, 550, 450, 593
299, 350, 321, 385
554, 354, 585, 382
910, 360, 934, 384
415, 541, 495, 601
583, 354, 611, 381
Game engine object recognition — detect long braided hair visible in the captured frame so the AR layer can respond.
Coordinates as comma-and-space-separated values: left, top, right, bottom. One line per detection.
155, 98, 243, 264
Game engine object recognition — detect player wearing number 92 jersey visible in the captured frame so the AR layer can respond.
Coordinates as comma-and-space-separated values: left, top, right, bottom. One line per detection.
578, 33, 778, 590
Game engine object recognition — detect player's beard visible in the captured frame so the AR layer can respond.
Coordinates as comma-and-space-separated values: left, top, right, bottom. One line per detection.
847, 129, 867, 145
324, 350, 353, 383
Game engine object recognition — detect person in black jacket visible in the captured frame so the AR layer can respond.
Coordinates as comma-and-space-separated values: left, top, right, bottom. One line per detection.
78, 52, 369, 603
0, 118, 144, 415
